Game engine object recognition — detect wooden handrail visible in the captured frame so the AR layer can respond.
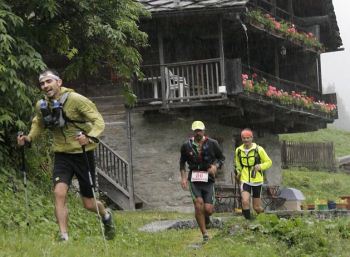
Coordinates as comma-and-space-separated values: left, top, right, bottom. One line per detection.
95, 140, 129, 191
141, 58, 221, 68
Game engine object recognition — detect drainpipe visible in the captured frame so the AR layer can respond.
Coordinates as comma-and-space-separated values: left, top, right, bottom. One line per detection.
236, 12, 250, 70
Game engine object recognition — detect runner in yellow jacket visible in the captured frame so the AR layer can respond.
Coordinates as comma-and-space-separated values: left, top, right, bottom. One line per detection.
235, 128, 272, 219
17, 69, 115, 241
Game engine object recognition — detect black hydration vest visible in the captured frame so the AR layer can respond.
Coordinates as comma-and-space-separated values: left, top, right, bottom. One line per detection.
40, 92, 85, 129
185, 137, 212, 171
237, 146, 261, 169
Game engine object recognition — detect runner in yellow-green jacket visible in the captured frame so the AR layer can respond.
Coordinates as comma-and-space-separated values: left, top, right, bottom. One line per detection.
17, 69, 115, 241
235, 128, 272, 219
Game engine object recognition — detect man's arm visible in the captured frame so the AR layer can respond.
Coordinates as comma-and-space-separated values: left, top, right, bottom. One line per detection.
256, 147, 272, 171
212, 140, 225, 168
19, 102, 45, 145
75, 94, 105, 139
234, 148, 242, 179
208, 140, 225, 176
180, 144, 188, 189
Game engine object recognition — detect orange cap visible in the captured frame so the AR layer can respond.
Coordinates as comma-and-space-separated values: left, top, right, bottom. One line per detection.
241, 129, 253, 138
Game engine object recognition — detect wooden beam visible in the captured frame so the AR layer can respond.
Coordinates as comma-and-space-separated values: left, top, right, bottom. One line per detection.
250, 115, 275, 124
274, 45, 279, 78
316, 55, 322, 93
157, 25, 166, 108
218, 16, 225, 87
288, 0, 293, 22
271, 0, 276, 16
299, 16, 330, 27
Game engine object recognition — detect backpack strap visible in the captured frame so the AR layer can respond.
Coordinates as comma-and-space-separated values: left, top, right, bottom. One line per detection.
238, 145, 261, 168
254, 145, 261, 165
60, 92, 86, 124
59, 92, 70, 105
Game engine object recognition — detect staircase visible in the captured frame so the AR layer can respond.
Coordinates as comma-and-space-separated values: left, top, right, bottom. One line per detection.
90, 94, 144, 210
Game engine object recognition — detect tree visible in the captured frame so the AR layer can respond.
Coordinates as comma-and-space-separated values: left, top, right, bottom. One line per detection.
0, 0, 148, 167
0, 1, 45, 167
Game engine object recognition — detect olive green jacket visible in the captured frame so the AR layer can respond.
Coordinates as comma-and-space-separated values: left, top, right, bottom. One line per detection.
28, 87, 105, 153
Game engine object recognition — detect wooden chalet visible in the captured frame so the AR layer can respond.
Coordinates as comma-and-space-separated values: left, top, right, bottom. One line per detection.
132, 0, 343, 133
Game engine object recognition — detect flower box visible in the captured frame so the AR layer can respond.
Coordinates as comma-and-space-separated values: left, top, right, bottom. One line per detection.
336, 203, 347, 211
241, 73, 337, 117
307, 204, 315, 210
246, 9, 325, 52
340, 196, 350, 210
317, 204, 328, 211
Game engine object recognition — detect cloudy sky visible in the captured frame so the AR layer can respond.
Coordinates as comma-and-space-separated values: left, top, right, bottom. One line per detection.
321, 0, 349, 113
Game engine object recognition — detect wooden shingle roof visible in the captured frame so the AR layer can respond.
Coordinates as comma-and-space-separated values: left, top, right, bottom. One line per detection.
323, 0, 343, 49
138, 0, 249, 13
137, 0, 342, 50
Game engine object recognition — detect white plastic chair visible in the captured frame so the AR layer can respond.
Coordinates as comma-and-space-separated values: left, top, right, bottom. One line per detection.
165, 68, 190, 101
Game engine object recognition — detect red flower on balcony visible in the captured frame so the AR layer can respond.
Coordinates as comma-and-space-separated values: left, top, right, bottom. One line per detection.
247, 10, 325, 52
242, 74, 337, 115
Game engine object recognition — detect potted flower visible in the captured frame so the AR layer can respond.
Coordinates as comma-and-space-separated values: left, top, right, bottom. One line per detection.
246, 9, 325, 52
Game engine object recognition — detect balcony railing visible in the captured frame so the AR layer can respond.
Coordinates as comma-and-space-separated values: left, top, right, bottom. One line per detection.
132, 58, 336, 118
242, 64, 323, 101
132, 58, 223, 104
248, 0, 308, 29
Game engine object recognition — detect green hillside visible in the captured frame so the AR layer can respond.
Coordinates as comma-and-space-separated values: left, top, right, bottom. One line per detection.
280, 127, 350, 203
279, 126, 350, 157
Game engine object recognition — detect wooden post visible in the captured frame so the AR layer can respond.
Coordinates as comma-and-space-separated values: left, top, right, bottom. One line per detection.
218, 16, 225, 87
157, 27, 167, 107
281, 140, 287, 169
126, 107, 135, 210
274, 45, 280, 78
271, 0, 276, 16
316, 55, 322, 93
287, 0, 294, 22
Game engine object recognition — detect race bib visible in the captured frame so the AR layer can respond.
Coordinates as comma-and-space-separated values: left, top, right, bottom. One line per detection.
191, 171, 209, 182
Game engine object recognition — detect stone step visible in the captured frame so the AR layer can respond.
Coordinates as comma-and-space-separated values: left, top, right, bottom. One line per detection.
103, 113, 127, 123
98, 104, 126, 115
89, 95, 128, 124
76, 83, 122, 98
90, 95, 125, 105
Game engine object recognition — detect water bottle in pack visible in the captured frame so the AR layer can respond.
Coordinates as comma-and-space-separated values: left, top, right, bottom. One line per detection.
251, 167, 256, 178
40, 99, 53, 128
51, 100, 61, 127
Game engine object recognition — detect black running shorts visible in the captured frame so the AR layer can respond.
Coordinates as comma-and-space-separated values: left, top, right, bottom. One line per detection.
53, 151, 95, 198
242, 183, 262, 198
189, 181, 215, 204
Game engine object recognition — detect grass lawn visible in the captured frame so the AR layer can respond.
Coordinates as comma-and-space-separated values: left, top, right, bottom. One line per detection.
1, 209, 350, 257
282, 168, 350, 203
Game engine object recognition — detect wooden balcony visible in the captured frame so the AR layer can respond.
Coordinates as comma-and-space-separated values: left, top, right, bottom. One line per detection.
132, 58, 337, 131
132, 58, 225, 108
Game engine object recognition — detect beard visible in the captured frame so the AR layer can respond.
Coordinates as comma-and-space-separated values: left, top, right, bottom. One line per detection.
194, 134, 203, 142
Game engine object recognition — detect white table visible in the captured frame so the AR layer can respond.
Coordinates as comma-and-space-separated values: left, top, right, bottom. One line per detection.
140, 76, 160, 99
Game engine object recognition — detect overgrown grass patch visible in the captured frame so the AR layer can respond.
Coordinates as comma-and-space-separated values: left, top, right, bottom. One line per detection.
282, 169, 350, 203
2, 170, 350, 256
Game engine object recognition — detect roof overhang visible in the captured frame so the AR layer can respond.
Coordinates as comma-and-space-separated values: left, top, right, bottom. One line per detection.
138, 0, 249, 16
